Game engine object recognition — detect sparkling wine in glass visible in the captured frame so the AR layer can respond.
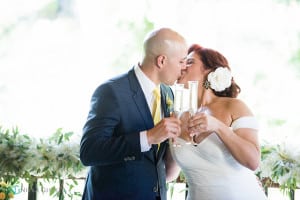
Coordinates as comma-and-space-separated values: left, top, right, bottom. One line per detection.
188, 81, 199, 145
188, 81, 198, 116
173, 83, 184, 118
171, 83, 184, 147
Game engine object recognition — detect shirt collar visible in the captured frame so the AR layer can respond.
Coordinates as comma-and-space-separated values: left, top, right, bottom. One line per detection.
134, 65, 159, 95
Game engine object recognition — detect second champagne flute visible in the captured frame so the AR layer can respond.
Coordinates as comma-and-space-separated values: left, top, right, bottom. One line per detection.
188, 80, 199, 145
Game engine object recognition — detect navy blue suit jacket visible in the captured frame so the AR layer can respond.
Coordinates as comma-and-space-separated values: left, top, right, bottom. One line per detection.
80, 68, 174, 200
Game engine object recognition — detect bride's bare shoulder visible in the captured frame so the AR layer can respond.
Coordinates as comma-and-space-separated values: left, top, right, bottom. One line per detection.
227, 98, 253, 118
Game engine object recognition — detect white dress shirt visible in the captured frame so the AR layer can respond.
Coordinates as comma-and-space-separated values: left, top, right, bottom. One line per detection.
134, 65, 159, 152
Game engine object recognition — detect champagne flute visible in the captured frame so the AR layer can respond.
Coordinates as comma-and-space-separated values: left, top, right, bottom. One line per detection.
171, 83, 184, 147
188, 81, 198, 116
188, 81, 198, 145
173, 83, 184, 118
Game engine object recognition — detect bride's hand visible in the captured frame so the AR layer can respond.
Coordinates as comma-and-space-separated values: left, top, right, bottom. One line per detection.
178, 111, 193, 142
188, 112, 217, 140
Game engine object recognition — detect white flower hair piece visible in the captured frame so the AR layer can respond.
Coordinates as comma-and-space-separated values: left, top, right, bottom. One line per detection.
207, 67, 232, 92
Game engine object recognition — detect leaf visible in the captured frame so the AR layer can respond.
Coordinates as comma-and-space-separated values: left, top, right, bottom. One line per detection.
58, 134, 63, 145
49, 186, 57, 196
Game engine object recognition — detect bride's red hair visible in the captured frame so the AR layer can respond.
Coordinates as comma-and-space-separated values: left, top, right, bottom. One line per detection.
188, 44, 241, 98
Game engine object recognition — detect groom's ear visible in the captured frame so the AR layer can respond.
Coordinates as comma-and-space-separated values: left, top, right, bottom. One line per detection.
156, 55, 167, 69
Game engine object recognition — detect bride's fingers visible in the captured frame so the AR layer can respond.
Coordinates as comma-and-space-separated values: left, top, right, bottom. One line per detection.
189, 115, 209, 129
188, 119, 202, 129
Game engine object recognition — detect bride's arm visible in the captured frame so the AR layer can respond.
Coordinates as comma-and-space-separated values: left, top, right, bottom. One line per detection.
214, 122, 260, 171
164, 148, 181, 182
190, 100, 261, 171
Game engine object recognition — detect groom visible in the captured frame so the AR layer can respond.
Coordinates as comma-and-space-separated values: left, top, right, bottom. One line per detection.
79, 27, 188, 200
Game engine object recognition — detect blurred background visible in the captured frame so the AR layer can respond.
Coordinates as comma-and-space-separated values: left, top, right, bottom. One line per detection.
0, 0, 300, 147
1, 0, 300, 199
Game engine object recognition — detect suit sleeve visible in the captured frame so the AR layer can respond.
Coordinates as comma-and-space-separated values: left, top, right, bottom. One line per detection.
80, 83, 142, 166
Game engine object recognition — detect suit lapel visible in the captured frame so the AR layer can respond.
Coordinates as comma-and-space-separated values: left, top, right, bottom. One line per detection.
128, 68, 154, 130
160, 84, 174, 118
128, 68, 156, 162
128, 69, 175, 162
156, 84, 174, 159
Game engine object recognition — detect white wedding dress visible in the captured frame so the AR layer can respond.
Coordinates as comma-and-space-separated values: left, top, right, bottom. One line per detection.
170, 116, 267, 200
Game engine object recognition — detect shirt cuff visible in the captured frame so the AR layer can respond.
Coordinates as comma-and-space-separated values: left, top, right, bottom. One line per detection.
140, 131, 151, 152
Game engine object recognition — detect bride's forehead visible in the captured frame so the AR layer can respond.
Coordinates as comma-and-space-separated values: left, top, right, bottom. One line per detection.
187, 51, 195, 59
187, 52, 201, 60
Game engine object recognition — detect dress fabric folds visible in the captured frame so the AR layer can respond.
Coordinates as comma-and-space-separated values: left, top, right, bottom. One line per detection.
170, 116, 267, 200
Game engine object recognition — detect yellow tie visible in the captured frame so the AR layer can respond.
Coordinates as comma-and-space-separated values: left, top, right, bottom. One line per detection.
152, 87, 161, 125
152, 87, 161, 152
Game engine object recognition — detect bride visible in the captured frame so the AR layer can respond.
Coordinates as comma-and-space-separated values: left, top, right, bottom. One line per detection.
167, 44, 267, 200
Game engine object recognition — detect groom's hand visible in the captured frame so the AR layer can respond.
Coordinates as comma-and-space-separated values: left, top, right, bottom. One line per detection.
146, 117, 181, 145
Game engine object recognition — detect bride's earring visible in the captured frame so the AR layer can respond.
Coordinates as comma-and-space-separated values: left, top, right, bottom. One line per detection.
203, 80, 210, 89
